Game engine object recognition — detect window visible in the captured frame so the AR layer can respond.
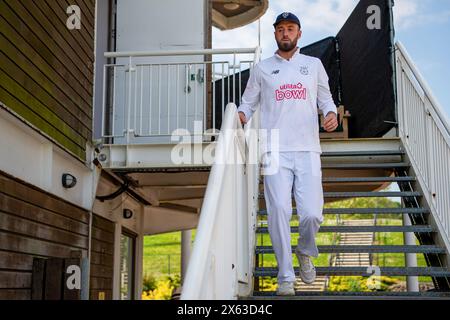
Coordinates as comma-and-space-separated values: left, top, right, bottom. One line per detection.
120, 229, 136, 300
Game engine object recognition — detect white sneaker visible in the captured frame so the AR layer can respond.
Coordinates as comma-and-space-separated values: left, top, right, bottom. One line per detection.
276, 281, 295, 296
295, 249, 316, 284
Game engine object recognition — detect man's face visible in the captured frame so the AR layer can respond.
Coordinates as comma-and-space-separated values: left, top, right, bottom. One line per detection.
274, 21, 302, 52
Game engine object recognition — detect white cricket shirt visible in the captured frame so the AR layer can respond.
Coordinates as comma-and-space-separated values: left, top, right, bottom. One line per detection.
238, 47, 337, 154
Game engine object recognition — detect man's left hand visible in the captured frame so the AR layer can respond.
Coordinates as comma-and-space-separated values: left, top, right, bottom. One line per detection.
323, 112, 338, 132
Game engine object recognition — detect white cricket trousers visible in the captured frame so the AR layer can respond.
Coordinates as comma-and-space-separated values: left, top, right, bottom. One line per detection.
263, 151, 324, 283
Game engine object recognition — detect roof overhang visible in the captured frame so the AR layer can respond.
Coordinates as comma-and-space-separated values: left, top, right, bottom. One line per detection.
212, 0, 269, 30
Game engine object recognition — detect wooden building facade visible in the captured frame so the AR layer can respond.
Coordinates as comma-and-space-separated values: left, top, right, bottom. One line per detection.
0, 0, 268, 300
0, 0, 95, 160
0, 0, 106, 300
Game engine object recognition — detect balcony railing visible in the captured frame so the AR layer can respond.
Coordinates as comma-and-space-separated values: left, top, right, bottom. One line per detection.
101, 48, 260, 144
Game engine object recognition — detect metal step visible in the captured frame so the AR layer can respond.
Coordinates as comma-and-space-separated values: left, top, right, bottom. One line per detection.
257, 207, 429, 216
254, 267, 450, 277
258, 191, 421, 199
321, 150, 405, 157
334, 263, 372, 266
338, 242, 374, 245
255, 245, 446, 254
259, 176, 417, 185
246, 291, 450, 300
322, 176, 416, 183
255, 225, 434, 234
340, 236, 377, 238
334, 256, 371, 259
321, 162, 410, 169
324, 191, 421, 198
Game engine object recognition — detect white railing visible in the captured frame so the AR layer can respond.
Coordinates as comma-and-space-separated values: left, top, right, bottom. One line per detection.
396, 42, 450, 252
101, 48, 259, 143
180, 101, 261, 299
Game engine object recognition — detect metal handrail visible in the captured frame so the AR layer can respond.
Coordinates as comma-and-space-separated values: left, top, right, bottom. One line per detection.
180, 103, 246, 299
395, 42, 450, 137
179, 103, 261, 299
395, 41, 450, 255
180, 47, 261, 299
104, 48, 258, 58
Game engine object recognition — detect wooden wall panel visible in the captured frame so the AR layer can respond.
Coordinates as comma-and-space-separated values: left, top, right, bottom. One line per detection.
0, 0, 96, 161
0, 170, 89, 300
89, 214, 115, 300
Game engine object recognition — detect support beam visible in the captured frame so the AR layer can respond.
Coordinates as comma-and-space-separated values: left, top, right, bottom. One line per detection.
181, 230, 192, 284
403, 214, 420, 292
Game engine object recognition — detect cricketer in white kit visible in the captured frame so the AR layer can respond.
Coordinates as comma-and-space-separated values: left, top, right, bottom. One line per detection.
238, 12, 339, 296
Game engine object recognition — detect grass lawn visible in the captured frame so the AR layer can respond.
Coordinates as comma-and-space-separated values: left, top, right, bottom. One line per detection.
256, 215, 335, 268
143, 231, 196, 278
143, 197, 434, 290
373, 218, 432, 283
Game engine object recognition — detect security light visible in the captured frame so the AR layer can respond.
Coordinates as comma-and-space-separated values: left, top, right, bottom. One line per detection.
62, 173, 77, 189
123, 209, 133, 219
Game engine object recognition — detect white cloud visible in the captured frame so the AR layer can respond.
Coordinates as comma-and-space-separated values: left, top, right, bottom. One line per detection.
274, 0, 357, 33
212, 0, 358, 59
394, 0, 450, 30
393, 0, 419, 29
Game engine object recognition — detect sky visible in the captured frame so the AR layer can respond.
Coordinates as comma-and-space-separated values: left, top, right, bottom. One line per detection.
212, 0, 450, 119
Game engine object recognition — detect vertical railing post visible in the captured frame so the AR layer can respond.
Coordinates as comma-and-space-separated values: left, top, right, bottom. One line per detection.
126, 56, 135, 144
403, 214, 419, 292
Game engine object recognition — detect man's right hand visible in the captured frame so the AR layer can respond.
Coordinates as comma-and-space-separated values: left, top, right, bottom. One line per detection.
238, 112, 247, 125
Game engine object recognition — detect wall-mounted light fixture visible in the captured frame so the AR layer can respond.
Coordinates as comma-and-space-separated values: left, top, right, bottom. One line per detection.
62, 173, 77, 189
123, 208, 133, 219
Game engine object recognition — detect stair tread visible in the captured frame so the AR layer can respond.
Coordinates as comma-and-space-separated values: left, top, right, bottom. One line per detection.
256, 225, 434, 233
245, 291, 450, 300
258, 191, 421, 199
260, 177, 417, 184
321, 162, 410, 169
259, 163, 410, 172
255, 245, 446, 254
254, 266, 450, 277
322, 176, 416, 183
258, 208, 429, 215
321, 150, 405, 157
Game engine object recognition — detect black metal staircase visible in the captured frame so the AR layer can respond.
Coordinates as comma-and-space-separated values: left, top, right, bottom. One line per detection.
247, 149, 450, 299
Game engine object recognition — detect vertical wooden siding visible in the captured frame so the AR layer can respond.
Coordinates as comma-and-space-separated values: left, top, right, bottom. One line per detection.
0, 170, 90, 300
0, 0, 96, 161
89, 214, 115, 300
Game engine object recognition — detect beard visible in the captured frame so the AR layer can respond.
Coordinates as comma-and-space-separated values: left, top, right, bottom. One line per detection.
276, 38, 298, 52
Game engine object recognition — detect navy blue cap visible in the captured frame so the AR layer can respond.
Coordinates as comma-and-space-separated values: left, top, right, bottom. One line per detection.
273, 12, 301, 28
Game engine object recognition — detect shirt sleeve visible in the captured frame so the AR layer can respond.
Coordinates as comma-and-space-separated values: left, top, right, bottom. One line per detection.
316, 59, 337, 117
237, 64, 261, 121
